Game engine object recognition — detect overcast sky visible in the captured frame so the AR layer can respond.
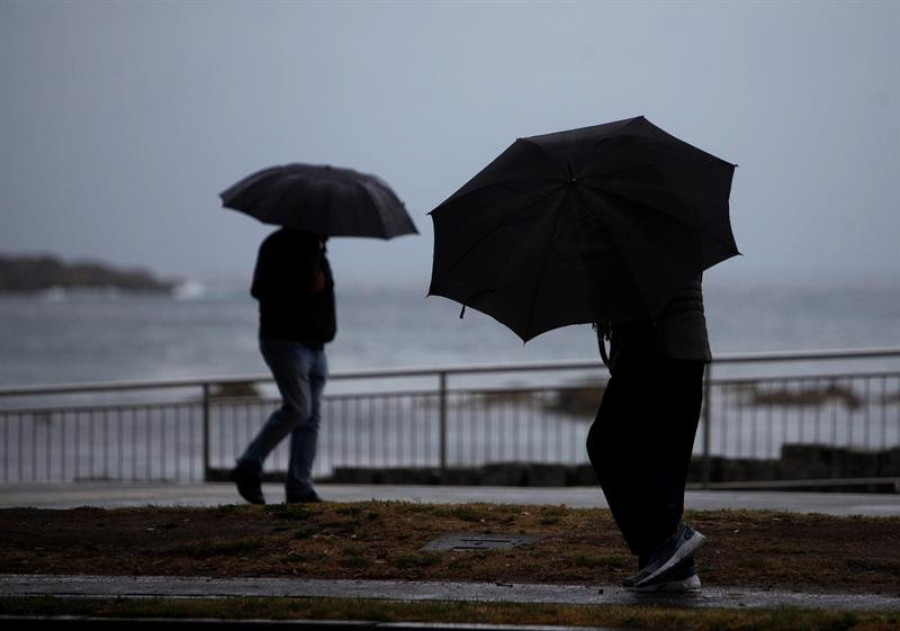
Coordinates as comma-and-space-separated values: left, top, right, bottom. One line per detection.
1, 0, 898, 290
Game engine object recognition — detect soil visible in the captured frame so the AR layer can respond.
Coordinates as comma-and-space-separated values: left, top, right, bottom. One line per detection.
2, 503, 898, 595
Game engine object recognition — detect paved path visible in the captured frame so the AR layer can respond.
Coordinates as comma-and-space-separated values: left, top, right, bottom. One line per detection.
2, 482, 900, 516
3, 574, 899, 612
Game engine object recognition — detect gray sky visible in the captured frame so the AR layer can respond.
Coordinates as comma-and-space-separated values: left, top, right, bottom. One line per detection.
2, 0, 898, 289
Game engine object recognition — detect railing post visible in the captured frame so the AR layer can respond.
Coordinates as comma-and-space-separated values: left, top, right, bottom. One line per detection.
202, 383, 211, 482
438, 371, 448, 478
702, 363, 712, 489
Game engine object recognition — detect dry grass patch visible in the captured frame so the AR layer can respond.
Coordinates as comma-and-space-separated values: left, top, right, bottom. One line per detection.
1, 502, 898, 593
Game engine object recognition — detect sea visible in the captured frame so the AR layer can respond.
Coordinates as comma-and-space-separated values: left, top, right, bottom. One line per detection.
1, 276, 898, 389
1, 277, 898, 480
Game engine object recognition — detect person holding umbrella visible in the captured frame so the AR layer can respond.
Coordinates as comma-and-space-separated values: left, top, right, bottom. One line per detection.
221, 163, 417, 504
428, 116, 738, 592
229, 227, 334, 504
586, 274, 711, 592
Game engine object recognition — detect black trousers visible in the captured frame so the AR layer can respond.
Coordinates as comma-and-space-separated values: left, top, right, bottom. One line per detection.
586, 358, 705, 561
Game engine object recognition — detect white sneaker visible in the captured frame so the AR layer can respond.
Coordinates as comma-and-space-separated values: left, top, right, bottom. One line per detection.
632, 569, 702, 593
629, 523, 707, 589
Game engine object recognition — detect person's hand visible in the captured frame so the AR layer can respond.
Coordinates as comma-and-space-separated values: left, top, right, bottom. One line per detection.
307, 269, 326, 292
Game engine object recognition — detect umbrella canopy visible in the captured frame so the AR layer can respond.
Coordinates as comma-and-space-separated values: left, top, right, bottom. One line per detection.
428, 116, 739, 342
220, 163, 418, 239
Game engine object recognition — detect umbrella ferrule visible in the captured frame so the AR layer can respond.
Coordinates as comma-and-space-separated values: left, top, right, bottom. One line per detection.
566, 161, 577, 184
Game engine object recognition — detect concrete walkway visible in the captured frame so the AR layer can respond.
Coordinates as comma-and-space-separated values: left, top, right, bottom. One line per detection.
1, 482, 899, 516
2, 574, 899, 612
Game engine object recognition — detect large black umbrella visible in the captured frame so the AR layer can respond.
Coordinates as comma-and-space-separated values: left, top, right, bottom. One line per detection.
428, 116, 739, 342
220, 163, 418, 239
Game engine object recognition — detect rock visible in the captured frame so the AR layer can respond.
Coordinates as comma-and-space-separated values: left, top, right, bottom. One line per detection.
0, 253, 176, 294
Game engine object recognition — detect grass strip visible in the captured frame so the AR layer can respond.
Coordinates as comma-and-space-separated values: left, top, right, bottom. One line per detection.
2, 596, 899, 631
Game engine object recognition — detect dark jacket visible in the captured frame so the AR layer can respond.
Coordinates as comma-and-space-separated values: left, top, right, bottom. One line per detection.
251, 228, 336, 348
599, 275, 711, 372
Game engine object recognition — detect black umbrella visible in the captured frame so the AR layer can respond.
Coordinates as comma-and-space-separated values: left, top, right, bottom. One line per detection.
428, 116, 739, 342
220, 163, 418, 239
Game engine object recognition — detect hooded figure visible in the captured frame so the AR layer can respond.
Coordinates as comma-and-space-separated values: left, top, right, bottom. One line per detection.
230, 227, 336, 505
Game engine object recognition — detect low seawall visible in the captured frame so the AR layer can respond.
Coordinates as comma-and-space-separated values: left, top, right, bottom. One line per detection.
208, 444, 900, 493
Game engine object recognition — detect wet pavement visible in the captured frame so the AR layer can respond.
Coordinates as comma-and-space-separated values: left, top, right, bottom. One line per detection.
2, 482, 899, 516
2, 574, 899, 612
0, 619, 637, 631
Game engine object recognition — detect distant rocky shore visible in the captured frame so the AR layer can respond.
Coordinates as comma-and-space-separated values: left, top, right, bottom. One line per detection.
0, 254, 176, 294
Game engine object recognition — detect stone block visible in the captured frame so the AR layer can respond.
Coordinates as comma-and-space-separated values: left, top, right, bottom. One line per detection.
523, 463, 569, 487
481, 462, 528, 486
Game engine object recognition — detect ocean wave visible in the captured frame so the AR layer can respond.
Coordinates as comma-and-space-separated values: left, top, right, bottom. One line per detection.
172, 280, 207, 300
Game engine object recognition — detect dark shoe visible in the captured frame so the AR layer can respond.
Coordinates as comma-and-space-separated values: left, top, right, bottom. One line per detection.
286, 490, 324, 504
629, 523, 707, 589
626, 556, 702, 593
229, 466, 265, 505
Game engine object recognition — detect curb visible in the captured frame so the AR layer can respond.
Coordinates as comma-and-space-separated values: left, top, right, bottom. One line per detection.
0, 618, 627, 631
3, 575, 900, 612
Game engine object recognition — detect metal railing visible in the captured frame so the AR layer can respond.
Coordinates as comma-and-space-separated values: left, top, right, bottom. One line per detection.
1, 348, 898, 488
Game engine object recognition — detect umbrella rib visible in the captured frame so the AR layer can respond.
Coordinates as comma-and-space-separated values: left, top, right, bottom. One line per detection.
432, 137, 565, 212
518, 138, 569, 177
432, 176, 561, 216
264, 178, 309, 226
579, 180, 738, 254
580, 118, 733, 168
351, 179, 389, 239
433, 185, 564, 285
573, 189, 663, 317
522, 191, 570, 341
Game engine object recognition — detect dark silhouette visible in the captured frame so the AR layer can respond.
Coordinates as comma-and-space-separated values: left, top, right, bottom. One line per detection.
220, 162, 415, 505
586, 274, 711, 592
230, 228, 335, 505
221, 163, 418, 239
427, 116, 738, 343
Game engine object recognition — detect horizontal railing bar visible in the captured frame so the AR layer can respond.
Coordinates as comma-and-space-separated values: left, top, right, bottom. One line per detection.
3, 370, 897, 410
0, 362, 608, 397
710, 371, 900, 385
0, 388, 571, 415
0, 379, 226, 398
710, 348, 900, 364
2, 374, 897, 417
0, 402, 203, 416
0, 346, 898, 398
687, 477, 900, 491
215, 374, 900, 396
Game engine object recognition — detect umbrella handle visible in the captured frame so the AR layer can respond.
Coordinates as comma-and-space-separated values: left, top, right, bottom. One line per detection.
594, 322, 611, 367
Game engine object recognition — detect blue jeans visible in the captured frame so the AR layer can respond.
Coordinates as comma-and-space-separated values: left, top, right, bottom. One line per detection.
237, 338, 328, 497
